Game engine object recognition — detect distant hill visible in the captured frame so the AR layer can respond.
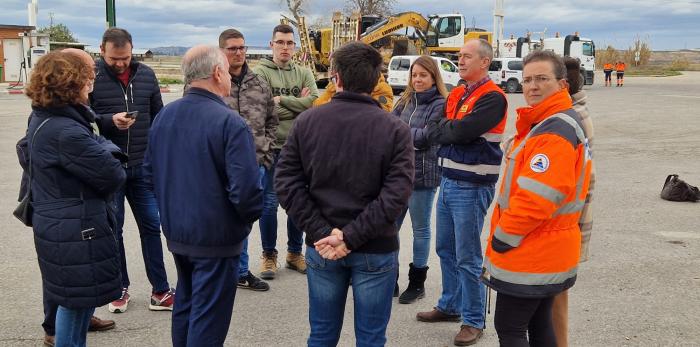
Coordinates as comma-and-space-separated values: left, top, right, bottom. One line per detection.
150, 45, 271, 56
150, 46, 189, 56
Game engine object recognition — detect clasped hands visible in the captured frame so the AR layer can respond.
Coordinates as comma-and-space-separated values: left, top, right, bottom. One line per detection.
314, 228, 351, 260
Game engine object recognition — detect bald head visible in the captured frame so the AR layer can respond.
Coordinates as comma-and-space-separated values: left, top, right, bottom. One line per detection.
62, 48, 95, 70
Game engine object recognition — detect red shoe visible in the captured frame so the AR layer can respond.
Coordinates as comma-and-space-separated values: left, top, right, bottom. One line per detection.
149, 288, 175, 311
108, 288, 130, 313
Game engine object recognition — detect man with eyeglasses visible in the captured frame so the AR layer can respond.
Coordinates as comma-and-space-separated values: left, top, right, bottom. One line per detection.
482, 50, 591, 347
420, 38, 508, 346
217, 28, 278, 292
253, 24, 319, 280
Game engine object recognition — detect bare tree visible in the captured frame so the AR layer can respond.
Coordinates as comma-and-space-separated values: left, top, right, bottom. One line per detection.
344, 0, 396, 16
281, 0, 307, 25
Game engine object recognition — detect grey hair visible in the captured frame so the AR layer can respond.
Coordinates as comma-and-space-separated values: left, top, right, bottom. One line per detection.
181, 45, 227, 85
473, 39, 493, 61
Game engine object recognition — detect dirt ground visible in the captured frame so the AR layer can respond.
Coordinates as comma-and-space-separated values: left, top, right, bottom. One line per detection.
0, 71, 698, 346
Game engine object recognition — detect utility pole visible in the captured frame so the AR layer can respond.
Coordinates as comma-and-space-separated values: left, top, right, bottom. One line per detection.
106, 0, 116, 28
492, 0, 504, 57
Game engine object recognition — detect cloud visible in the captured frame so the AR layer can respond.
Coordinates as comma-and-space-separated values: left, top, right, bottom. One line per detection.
1, 0, 698, 50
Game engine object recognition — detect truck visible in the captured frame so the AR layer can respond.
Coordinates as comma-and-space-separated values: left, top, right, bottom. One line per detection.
497, 33, 596, 85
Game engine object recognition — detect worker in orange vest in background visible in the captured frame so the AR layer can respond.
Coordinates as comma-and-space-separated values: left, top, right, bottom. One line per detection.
603, 62, 614, 87
615, 61, 626, 87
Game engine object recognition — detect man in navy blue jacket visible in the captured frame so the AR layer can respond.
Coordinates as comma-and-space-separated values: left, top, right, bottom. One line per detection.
144, 45, 262, 347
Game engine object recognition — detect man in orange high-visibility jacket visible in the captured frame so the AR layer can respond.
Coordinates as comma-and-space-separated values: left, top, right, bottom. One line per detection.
482, 50, 592, 346
603, 62, 613, 87
418, 39, 508, 347
615, 61, 626, 86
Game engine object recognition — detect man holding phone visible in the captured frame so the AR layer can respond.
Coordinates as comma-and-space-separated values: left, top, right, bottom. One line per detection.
90, 27, 174, 314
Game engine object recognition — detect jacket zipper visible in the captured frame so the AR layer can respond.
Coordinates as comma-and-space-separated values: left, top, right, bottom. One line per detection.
407, 93, 425, 181
120, 70, 138, 168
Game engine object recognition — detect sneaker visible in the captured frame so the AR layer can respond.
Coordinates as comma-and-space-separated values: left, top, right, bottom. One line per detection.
260, 251, 278, 280
108, 288, 130, 313
238, 271, 270, 291
286, 252, 307, 274
149, 288, 175, 311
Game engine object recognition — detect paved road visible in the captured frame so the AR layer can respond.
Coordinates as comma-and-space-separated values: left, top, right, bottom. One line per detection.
1, 72, 699, 346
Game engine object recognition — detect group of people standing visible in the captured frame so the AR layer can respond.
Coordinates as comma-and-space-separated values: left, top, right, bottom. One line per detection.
17, 21, 594, 347
603, 61, 626, 86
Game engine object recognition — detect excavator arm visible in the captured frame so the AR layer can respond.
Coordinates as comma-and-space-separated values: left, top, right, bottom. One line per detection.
360, 11, 428, 46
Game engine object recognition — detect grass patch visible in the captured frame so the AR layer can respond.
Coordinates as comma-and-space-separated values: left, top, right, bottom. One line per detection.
158, 77, 183, 85
624, 68, 682, 77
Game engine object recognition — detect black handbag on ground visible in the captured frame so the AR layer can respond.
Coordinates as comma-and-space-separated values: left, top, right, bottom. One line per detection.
13, 118, 52, 226
660, 174, 700, 202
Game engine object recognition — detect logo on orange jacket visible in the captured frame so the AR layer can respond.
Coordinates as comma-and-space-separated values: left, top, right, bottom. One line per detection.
530, 154, 550, 173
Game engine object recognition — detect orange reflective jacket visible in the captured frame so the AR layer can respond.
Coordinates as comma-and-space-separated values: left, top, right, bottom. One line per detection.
483, 89, 592, 298
603, 63, 613, 71
615, 62, 626, 72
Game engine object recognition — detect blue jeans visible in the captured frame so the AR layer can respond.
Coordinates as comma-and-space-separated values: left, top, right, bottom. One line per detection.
435, 177, 494, 328
114, 165, 169, 293
237, 166, 267, 277
259, 152, 304, 254
306, 247, 398, 347
172, 254, 240, 347
54, 306, 94, 347
396, 187, 437, 268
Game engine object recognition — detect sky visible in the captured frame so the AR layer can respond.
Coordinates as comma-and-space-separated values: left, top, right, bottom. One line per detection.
1, 0, 699, 51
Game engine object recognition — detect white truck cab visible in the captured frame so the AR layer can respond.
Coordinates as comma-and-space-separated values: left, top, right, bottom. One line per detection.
387, 55, 461, 94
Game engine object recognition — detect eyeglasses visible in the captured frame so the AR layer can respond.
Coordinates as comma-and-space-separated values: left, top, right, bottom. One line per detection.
224, 46, 247, 53
273, 40, 296, 47
521, 75, 557, 86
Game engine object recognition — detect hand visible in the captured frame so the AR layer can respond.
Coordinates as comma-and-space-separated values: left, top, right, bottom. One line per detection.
316, 242, 351, 260
273, 96, 281, 105
314, 228, 344, 248
113, 112, 135, 130
301, 87, 310, 97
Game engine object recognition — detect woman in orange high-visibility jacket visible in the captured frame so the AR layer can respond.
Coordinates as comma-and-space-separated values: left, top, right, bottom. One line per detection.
483, 51, 592, 347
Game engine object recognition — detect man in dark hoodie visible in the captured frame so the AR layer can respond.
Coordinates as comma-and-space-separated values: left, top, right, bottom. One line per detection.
253, 24, 319, 280
218, 28, 278, 291
89, 27, 173, 314
275, 41, 414, 347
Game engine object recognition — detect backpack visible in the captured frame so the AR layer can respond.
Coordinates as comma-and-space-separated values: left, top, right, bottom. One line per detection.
660, 174, 700, 202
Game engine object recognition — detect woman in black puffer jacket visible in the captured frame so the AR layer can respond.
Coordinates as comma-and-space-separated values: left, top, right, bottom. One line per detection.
22, 51, 126, 347
392, 55, 448, 304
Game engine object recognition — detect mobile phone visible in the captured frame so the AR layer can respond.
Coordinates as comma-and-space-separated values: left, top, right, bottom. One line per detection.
125, 111, 139, 119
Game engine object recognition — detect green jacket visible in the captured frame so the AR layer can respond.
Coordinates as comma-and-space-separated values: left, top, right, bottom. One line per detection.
253, 58, 318, 147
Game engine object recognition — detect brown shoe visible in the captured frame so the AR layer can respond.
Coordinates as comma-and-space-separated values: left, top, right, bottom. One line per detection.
286, 252, 307, 274
43, 335, 54, 347
88, 315, 116, 332
454, 325, 483, 346
416, 307, 461, 322
260, 251, 279, 280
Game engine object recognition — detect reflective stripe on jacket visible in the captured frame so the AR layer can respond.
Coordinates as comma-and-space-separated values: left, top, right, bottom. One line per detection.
483, 89, 592, 298
437, 80, 507, 184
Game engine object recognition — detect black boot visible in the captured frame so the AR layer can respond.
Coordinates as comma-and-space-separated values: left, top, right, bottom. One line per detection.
399, 263, 428, 304
393, 271, 400, 297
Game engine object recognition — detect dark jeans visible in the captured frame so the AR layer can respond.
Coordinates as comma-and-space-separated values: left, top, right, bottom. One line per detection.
259, 151, 304, 254
172, 254, 240, 347
42, 285, 57, 336
306, 247, 398, 347
494, 293, 557, 347
114, 165, 169, 292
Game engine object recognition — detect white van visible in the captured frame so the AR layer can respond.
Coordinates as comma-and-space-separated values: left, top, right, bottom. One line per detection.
488, 57, 524, 93
387, 55, 461, 95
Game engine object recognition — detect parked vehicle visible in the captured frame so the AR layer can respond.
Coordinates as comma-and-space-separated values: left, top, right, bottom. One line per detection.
387, 55, 460, 94
488, 57, 523, 93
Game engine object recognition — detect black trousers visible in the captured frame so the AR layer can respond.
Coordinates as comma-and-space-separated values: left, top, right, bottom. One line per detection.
494, 292, 556, 347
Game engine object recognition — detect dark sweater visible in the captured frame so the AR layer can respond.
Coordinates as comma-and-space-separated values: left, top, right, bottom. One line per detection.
275, 91, 414, 253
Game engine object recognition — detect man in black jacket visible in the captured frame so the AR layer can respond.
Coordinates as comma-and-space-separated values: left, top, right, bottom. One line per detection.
89, 27, 173, 314
275, 41, 414, 346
